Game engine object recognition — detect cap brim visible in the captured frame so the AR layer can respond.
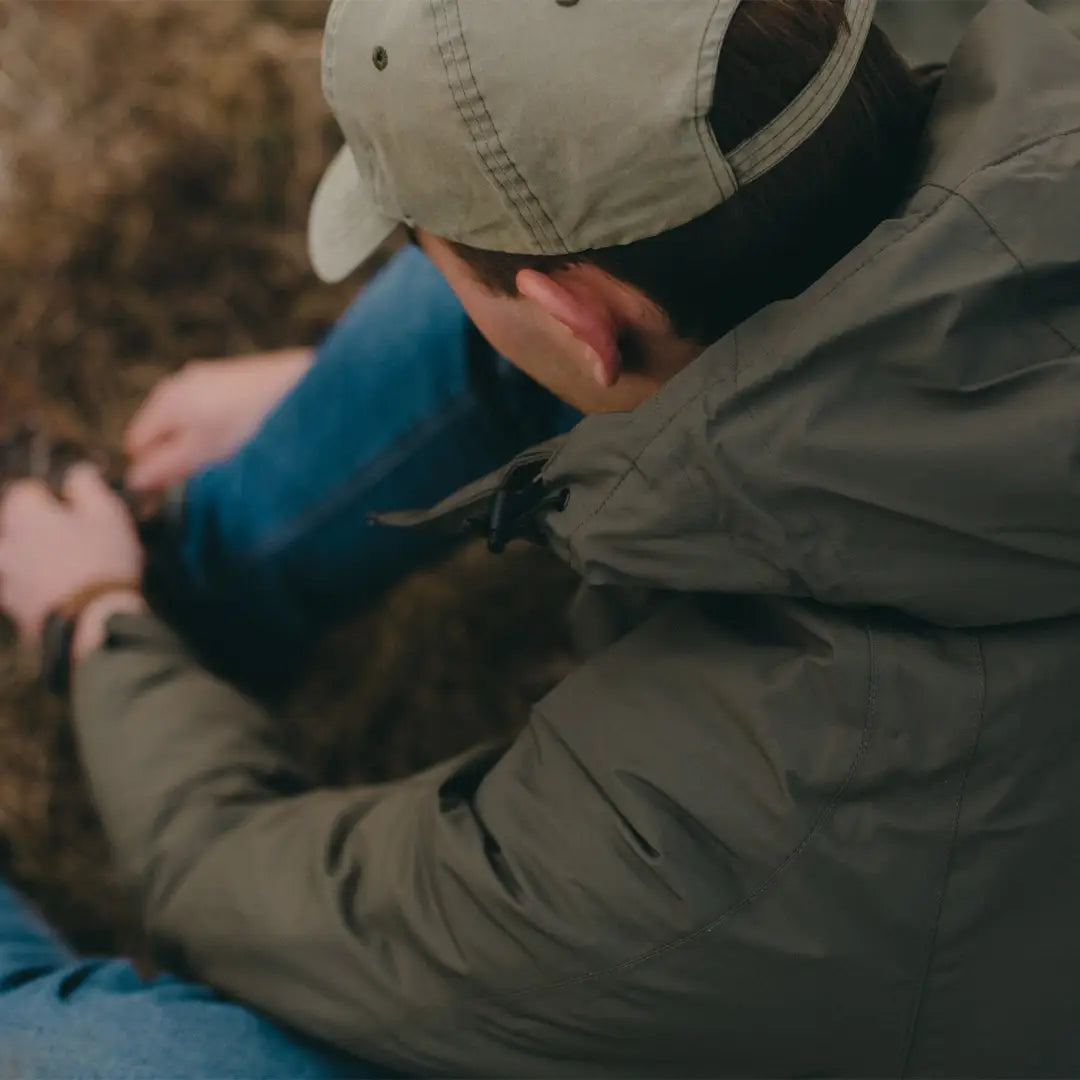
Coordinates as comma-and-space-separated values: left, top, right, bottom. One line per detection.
308, 145, 400, 284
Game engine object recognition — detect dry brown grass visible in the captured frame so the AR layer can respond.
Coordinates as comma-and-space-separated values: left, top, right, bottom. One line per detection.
0, 0, 576, 955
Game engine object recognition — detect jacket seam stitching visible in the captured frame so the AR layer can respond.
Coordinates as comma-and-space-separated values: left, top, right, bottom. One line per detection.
922, 181, 1079, 353
465, 623, 880, 1008
945, 122, 1080, 196
899, 633, 988, 1075
560, 123, 1080, 538
562, 191, 952, 542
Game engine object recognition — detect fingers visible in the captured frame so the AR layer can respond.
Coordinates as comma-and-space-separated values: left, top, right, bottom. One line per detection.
125, 374, 183, 456
62, 462, 113, 510
126, 436, 200, 494
0, 478, 52, 529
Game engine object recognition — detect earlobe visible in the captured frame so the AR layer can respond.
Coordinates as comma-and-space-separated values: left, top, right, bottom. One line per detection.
516, 268, 621, 388
586, 345, 617, 388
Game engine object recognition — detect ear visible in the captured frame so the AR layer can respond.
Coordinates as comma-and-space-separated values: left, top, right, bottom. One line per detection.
515, 268, 621, 388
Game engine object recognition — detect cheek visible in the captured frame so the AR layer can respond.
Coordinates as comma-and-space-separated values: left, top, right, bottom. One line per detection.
449, 279, 558, 386
418, 237, 586, 404
458, 290, 526, 361
460, 292, 594, 408
419, 241, 529, 361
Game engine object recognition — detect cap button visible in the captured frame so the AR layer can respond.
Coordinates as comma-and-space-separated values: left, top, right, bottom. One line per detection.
372, 45, 389, 71
556, 0, 579, 6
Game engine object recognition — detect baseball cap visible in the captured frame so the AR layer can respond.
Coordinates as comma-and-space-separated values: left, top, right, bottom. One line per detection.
309, 0, 877, 284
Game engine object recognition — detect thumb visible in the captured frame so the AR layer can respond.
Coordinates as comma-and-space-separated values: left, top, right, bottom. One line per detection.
63, 462, 113, 510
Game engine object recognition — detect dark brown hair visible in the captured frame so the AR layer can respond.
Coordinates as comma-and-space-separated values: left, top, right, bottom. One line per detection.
451, 1, 930, 346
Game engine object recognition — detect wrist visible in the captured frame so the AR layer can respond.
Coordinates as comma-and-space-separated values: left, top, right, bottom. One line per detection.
41, 580, 145, 695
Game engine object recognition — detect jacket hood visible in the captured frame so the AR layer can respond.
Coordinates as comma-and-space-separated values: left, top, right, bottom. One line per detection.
541, 0, 1080, 629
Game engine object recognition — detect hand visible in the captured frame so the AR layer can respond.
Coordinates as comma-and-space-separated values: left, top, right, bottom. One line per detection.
125, 348, 314, 494
0, 465, 144, 646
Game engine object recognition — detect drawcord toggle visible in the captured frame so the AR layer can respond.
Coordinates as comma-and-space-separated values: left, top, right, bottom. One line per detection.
472, 458, 569, 554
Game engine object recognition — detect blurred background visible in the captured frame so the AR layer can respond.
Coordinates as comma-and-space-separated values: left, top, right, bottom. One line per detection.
0, 0, 1075, 955
0, 0, 576, 956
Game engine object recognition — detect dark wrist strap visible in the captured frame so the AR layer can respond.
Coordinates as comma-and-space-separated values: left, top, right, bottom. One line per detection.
41, 579, 142, 697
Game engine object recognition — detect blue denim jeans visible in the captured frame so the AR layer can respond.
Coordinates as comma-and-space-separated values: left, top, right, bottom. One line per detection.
178, 244, 578, 665
0, 883, 380, 1079
1, 245, 576, 1075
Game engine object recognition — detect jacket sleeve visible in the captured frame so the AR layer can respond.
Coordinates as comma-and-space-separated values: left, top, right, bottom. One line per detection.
70, 611, 654, 1077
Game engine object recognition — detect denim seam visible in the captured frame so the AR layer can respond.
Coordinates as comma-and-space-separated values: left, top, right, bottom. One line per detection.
236, 389, 493, 570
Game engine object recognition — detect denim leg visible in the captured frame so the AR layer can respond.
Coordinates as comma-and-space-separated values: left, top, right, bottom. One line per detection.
0, 881, 385, 1079
0, 882, 75, 990
175, 245, 577, 663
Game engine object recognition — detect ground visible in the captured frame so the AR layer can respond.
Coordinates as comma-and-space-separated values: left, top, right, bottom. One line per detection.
0, 0, 576, 957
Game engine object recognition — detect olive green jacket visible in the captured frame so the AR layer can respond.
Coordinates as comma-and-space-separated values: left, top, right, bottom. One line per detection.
74, 3, 1080, 1074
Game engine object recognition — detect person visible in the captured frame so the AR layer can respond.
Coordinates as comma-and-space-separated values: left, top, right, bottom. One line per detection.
0, 246, 531, 1080
3, 0, 1080, 1074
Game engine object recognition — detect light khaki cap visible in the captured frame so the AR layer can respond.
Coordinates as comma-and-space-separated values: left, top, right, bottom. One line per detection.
309, 0, 877, 284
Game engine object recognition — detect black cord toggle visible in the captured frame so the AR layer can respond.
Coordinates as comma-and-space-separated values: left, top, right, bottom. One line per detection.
475, 458, 569, 554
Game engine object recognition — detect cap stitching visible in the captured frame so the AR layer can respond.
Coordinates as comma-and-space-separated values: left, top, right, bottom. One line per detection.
741, 5, 855, 163
451, 5, 566, 251
321, 0, 351, 112
734, 0, 872, 168
737, 62, 846, 180
729, 0, 875, 182
693, 0, 739, 199
731, 48, 850, 178
430, 0, 553, 249
740, 12, 871, 181
430, 0, 566, 253
693, 0, 727, 191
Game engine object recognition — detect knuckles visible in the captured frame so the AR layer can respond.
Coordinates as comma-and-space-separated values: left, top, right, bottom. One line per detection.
0, 479, 51, 522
